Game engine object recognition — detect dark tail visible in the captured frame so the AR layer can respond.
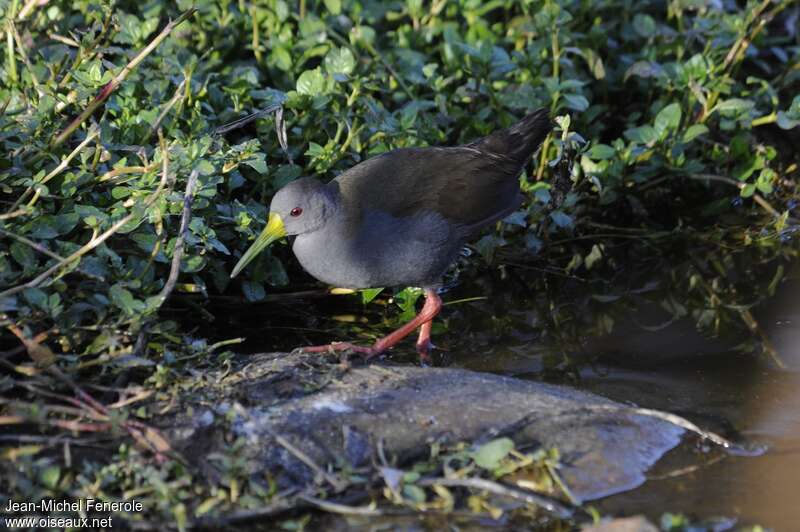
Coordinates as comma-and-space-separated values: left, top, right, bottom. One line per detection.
468, 108, 553, 168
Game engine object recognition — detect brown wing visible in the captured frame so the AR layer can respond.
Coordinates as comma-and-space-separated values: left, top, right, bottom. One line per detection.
333, 108, 552, 234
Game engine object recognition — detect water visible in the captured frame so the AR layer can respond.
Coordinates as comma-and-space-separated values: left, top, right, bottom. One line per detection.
207, 270, 800, 528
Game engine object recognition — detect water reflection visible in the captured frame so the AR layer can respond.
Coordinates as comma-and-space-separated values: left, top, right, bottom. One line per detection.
210, 271, 800, 528
453, 280, 800, 529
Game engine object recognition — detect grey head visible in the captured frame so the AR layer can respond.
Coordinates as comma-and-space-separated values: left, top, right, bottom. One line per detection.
230, 177, 339, 278
271, 177, 339, 236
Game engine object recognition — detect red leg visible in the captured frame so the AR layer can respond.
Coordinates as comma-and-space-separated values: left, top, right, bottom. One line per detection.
416, 320, 434, 363
301, 288, 443, 360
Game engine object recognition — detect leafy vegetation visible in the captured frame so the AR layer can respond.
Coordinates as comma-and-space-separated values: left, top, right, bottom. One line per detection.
1, 0, 798, 528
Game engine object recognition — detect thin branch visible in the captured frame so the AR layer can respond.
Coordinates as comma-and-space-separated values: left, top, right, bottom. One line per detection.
687, 173, 791, 221
0, 208, 30, 220
7, 125, 100, 213
270, 431, 349, 492
416, 477, 576, 519
155, 169, 198, 305
51, 8, 196, 148
0, 227, 65, 261
146, 76, 187, 142
212, 103, 282, 136
0, 148, 170, 300
17, 0, 46, 21
296, 494, 383, 516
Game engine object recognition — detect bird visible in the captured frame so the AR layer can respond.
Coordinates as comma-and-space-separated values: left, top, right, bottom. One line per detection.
231, 108, 553, 363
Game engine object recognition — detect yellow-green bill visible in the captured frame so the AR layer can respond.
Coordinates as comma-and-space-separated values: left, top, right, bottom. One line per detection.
230, 213, 286, 278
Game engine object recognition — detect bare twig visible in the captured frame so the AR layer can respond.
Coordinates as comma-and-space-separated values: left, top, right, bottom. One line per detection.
416, 477, 576, 519
155, 169, 198, 305
7, 125, 100, 213
0, 148, 170, 300
0, 227, 65, 261
271, 431, 348, 492
296, 494, 383, 516
17, 0, 47, 21
0, 208, 30, 220
10, 19, 41, 93
51, 8, 196, 148
146, 76, 188, 141
212, 103, 282, 136
275, 105, 293, 164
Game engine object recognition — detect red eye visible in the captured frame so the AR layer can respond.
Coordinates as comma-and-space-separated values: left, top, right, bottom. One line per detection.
290, 207, 303, 217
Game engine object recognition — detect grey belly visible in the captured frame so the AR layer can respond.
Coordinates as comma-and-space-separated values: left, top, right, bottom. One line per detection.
292, 210, 460, 289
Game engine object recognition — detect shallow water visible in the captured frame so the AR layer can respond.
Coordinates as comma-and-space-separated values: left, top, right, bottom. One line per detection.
210, 269, 800, 528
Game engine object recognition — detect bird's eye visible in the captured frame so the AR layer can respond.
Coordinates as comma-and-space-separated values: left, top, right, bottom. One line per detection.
290, 207, 303, 217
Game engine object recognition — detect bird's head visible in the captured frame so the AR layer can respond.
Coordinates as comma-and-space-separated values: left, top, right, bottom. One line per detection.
230, 177, 336, 278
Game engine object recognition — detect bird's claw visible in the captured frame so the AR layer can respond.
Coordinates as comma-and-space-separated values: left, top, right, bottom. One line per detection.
299, 342, 383, 359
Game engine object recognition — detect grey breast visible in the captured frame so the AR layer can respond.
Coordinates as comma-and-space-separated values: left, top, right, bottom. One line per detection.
292, 208, 460, 289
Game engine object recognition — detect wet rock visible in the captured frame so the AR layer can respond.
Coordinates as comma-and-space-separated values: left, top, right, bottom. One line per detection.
161, 352, 685, 502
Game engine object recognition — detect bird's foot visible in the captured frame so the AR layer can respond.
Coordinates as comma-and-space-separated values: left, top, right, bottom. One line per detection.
415, 339, 435, 366
299, 342, 383, 359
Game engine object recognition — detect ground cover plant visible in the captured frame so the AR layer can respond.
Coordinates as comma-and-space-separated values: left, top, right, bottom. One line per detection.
1, 0, 799, 528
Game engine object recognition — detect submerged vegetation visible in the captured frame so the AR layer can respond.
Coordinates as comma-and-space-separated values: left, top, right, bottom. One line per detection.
1, 0, 798, 528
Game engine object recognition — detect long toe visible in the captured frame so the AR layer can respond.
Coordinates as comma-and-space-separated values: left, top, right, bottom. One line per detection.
300, 342, 380, 357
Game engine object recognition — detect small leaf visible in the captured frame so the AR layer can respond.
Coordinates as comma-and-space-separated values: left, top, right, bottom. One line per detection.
563, 93, 589, 112
581, 48, 605, 80
40, 465, 60, 489
624, 61, 665, 81
588, 143, 616, 160
585, 244, 603, 269
633, 14, 656, 37
242, 281, 266, 302
296, 68, 326, 96
550, 211, 573, 228
682, 124, 709, 143
471, 438, 514, 470
654, 103, 681, 137
403, 484, 426, 503
361, 288, 384, 304
324, 47, 356, 77
624, 125, 659, 145
323, 0, 341, 15
716, 98, 754, 115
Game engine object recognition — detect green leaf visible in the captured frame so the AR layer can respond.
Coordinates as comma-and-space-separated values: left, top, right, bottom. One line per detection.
550, 211, 573, 228
777, 111, 800, 130
10, 242, 37, 270
242, 281, 266, 302
682, 124, 709, 143
654, 103, 681, 137
585, 244, 603, 269
361, 288, 384, 304
40, 465, 60, 489
323, 0, 341, 15
624, 125, 659, 145
243, 154, 267, 174
624, 61, 665, 81
588, 143, 616, 160
716, 98, 754, 115
109, 284, 146, 315
471, 438, 514, 470
402, 484, 426, 503
581, 48, 605, 80
324, 47, 356, 77
632, 14, 656, 37
296, 68, 326, 96
563, 93, 589, 112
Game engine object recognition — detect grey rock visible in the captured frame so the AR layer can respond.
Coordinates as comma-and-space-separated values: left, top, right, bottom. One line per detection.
160, 352, 684, 502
